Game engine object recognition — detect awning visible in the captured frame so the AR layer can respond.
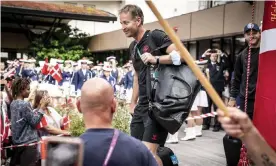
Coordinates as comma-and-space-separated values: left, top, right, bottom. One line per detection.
1, 1, 117, 41
1, 1, 117, 22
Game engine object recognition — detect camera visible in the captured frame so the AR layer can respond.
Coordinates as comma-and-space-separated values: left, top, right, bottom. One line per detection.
44, 136, 83, 166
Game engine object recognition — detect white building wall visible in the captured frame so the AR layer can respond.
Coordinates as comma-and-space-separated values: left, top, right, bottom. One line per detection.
58, 0, 200, 35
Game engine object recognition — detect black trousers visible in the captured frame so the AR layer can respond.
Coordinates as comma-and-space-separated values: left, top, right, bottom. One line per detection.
10, 145, 39, 166
203, 90, 223, 128
223, 96, 255, 166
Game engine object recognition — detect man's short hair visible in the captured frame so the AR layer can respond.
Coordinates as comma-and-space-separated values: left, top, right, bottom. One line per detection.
119, 4, 144, 25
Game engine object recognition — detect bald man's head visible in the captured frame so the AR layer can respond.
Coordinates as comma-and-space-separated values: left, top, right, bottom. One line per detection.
80, 78, 116, 114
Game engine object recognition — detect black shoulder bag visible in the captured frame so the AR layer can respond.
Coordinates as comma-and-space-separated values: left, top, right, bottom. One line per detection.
143, 31, 201, 134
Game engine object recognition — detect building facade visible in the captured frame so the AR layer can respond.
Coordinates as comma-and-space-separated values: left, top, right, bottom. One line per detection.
88, 1, 263, 67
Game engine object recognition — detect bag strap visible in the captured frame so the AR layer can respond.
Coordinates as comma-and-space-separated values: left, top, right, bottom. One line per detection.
103, 129, 119, 166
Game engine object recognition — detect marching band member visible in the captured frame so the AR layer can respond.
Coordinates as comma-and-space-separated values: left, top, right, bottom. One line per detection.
73, 60, 93, 96
62, 60, 74, 97
101, 62, 116, 93
56, 59, 64, 86
21, 59, 38, 90
15, 59, 25, 77
124, 62, 134, 103
107, 56, 119, 82
96, 62, 104, 77
87, 60, 96, 78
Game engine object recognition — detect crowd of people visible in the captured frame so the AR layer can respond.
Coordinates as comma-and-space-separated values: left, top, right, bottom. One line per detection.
1, 55, 135, 103
1, 3, 276, 166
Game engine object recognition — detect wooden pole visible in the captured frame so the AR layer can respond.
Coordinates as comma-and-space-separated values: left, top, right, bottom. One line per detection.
146, 0, 229, 116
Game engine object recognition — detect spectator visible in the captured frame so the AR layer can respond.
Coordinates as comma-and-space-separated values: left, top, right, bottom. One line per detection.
79, 78, 158, 166
9, 78, 45, 166
33, 90, 70, 137
228, 23, 261, 119
203, 49, 227, 132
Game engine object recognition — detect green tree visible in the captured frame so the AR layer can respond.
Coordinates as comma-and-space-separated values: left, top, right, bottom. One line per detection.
29, 25, 91, 61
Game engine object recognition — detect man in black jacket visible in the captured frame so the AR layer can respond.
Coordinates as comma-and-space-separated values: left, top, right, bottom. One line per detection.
228, 23, 261, 120
203, 49, 227, 132
224, 23, 261, 166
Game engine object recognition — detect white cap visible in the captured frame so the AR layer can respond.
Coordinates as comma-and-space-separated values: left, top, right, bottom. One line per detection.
19, 59, 27, 62
56, 59, 64, 64
28, 59, 36, 63
78, 59, 88, 64
65, 60, 73, 64
106, 56, 116, 61
87, 60, 93, 65
102, 61, 112, 72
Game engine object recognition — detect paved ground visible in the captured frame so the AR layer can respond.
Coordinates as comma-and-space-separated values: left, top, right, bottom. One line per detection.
166, 127, 227, 166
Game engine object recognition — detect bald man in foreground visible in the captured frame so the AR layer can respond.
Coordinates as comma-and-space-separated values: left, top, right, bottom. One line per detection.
79, 78, 158, 166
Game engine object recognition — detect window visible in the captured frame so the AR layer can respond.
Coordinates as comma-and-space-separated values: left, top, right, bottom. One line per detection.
1, 52, 8, 58
83, 4, 96, 9
17, 53, 21, 59
64, 2, 78, 6
199, 1, 239, 9
188, 41, 197, 60
212, 0, 239, 7
235, 35, 246, 56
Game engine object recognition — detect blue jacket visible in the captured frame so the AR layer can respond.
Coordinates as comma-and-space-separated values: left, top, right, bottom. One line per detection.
101, 75, 116, 92
45, 75, 56, 85
61, 71, 73, 85
16, 65, 23, 77
73, 70, 93, 91
124, 71, 134, 90
111, 69, 118, 82
22, 69, 38, 81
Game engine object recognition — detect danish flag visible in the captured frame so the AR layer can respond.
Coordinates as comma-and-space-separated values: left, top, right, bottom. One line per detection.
61, 115, 70, 130
49, 64, 62, 83
1, 106, 12, 143
41, 58, 49, 75
36, 115, 48, 129
253, 1, 276, 151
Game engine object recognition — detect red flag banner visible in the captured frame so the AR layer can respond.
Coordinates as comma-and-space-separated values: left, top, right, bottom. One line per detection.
49, 64, 62, 83
61, 115, 70, 130
253, 0, 276, 150
36, 115, 48, 129
41, 58, 49, 75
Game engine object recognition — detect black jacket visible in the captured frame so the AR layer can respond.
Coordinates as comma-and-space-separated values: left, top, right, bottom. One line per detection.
230, 47, 260, 99
207, 62, 226, 92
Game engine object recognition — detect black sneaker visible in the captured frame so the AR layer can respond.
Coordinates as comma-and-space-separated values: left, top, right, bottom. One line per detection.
202, 125, 210, 130
213, 127, 220, 132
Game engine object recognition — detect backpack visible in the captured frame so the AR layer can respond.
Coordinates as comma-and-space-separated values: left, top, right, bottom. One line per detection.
157, 146, 179, 166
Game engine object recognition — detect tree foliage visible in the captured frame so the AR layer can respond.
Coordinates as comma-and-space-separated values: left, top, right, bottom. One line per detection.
29, 25, 91, 61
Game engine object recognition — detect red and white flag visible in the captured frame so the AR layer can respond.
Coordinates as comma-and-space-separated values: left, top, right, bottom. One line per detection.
253, 1, 276, 150
41, 58, 49, 75
49, 64, 62, 83
61, 115, 70, 130
1, 107, 11, 142
36, 115, 48, 129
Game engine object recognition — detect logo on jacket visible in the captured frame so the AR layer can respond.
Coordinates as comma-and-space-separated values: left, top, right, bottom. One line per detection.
151, 134, 158, 141
143, 45, 150, 53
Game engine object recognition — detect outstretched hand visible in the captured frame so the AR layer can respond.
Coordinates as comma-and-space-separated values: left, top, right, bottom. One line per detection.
217, 107, 254, 138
